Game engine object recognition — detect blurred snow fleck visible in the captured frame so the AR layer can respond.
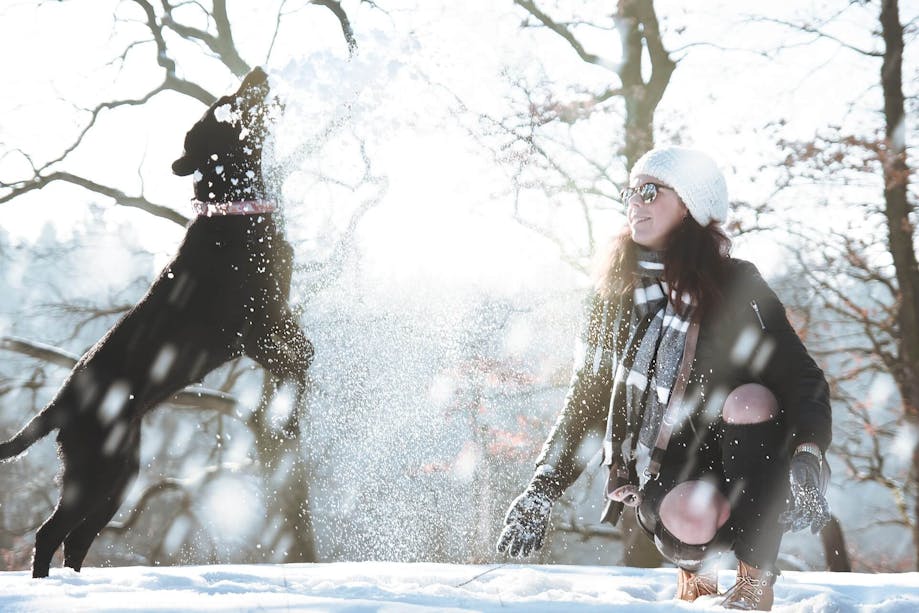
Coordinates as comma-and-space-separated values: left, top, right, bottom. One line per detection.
891, 116, 906, 151
203, 477, 261, 540
891, 424, 918, 464
452, 442, 478, 483
688, 480, 719, 515
237, 382, 262, 411
868, 374, 896, 409
149, 344, 177, 383
266, 384, 295, 426
272, 534, 294, 563
750, 337, 775, 376
428, 375, 455, 406
98, 380, 131, 425
505, 318, 532, 355
730, 326, 759, 366
103, 421, 128, 456
163, 516, 192, 555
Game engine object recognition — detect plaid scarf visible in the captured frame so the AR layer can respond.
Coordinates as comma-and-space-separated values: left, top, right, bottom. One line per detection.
612, 247, 695, 483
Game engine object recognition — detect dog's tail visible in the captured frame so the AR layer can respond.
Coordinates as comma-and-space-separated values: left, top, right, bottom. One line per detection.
0, 409, 56, 462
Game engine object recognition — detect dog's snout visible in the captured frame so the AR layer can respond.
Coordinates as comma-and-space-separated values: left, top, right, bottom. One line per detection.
238, 67, 269, 101
243, 66, 268, 87
172, 155, 196, 177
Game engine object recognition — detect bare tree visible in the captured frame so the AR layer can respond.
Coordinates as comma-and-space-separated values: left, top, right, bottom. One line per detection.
754, 0, 917, 569
513, 0, 675, 165
430, 1, 680, 277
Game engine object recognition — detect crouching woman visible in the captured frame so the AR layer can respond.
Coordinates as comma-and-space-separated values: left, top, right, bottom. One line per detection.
496, 147, 832, 611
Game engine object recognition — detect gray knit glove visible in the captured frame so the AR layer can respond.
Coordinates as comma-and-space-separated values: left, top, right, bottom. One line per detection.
779, 451, 831, 534
496, 466, 564, 558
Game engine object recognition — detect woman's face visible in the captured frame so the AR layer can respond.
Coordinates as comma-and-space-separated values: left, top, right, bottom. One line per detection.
626, 174, 689, 251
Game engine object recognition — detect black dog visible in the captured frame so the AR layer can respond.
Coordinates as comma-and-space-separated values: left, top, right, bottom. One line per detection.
0, 67, 313, 578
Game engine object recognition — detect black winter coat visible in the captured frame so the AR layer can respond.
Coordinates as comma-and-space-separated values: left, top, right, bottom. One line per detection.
535, 257, 832, 496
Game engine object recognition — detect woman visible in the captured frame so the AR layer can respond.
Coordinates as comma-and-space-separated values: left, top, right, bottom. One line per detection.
496, 147, 831, 611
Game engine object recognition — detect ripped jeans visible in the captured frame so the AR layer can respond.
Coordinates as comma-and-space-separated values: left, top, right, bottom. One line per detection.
635, 415, 790, 571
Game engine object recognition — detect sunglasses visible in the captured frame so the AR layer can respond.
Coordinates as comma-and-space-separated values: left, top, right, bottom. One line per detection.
619, 182, 672, 205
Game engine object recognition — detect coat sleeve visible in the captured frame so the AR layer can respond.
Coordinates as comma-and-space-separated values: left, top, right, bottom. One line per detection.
738, 262, 832, 453
534, 292, 614, 491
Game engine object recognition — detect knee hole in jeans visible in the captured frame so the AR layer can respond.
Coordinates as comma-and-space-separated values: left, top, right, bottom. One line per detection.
722, 383, 778, 424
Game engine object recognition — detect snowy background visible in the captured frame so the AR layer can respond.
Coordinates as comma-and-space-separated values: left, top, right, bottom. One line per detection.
0, 0, 918, 602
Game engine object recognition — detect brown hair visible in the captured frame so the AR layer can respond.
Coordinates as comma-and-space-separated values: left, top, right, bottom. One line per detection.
594, 218, 732, 318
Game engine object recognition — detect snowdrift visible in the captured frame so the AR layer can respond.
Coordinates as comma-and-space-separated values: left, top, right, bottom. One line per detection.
1, 562, 917, 611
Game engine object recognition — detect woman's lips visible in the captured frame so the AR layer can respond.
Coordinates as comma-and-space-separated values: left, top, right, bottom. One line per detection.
632, 217, 651, 225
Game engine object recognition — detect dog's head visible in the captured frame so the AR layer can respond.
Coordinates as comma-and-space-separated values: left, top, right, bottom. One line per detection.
173, 67, 277, 202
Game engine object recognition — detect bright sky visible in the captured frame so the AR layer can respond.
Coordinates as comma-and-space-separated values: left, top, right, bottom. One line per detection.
0, 0, 907, 286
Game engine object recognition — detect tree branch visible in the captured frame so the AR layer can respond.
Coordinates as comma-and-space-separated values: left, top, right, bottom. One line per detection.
39, 85, 168, 172
102, 478, 189, 534
627, 0, 677, 111
0, 336, 237, 414
299, 141, 388, 297
0, 337, 79, 369
160, 0, 251, 76
747, 15, 884, 57
513, 0, 616, 70
130, 0, 218, 104
265, 0, 291, 64
311, 0, 358, 55
0, 171, 188, 225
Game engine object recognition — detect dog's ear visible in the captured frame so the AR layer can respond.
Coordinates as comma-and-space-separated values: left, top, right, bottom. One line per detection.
172, 116, 212, 177
172, 90, 236, 176
172, 155, 197, 176
172, 131, 199, 175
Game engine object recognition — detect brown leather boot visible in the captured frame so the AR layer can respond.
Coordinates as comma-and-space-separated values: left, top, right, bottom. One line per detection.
720, 559, 776, 610
677, 567, 719, 601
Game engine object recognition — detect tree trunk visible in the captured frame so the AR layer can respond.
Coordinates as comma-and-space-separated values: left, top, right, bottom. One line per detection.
879, 0, 919, 570
250, 374, 316, 562
617, 2, 652, 169
620, 510, 663, 567
617, 0, 676, 169
913, 440, 919, 569
820, 515, 851, 572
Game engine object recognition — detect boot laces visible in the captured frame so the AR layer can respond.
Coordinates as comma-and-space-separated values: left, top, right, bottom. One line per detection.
720, 572, 770, 609
679, 568, 717, 599
689, 571, 717, 595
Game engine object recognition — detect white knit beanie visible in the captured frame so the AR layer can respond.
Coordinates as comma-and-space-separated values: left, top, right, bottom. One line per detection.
629, 146, 729, 226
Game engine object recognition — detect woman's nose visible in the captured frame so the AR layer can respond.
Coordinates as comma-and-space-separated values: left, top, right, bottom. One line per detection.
628, 193, 645, 208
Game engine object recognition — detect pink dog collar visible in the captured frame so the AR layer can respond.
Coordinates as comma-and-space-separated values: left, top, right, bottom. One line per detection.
192, 200, 277, 217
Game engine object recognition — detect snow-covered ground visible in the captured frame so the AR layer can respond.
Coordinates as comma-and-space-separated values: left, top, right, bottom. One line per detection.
1, 562, 917, 612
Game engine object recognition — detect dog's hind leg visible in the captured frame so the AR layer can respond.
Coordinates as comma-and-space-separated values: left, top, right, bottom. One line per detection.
61, 495, 121, 572
245, 311, 313, 436
62, 458, 138, 572
32, 478, 91, 578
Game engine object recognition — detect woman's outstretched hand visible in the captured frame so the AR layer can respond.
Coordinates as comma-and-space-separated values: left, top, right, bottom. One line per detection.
496, 467, 563, 557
